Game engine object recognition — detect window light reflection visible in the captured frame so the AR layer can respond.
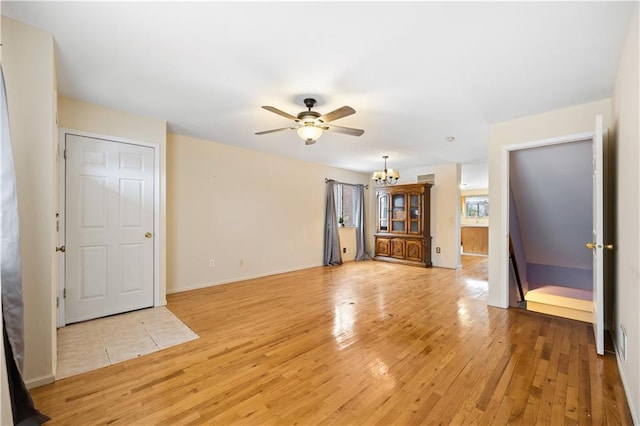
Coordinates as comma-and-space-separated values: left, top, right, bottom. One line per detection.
463, 278, 488, 299
369, 358, 396, 388
457, 300, 472, 327
333, 304, 356, 350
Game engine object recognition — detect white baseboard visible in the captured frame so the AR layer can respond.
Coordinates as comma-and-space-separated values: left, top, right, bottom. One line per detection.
613, 336, 639, 425
26, 373, 55, 389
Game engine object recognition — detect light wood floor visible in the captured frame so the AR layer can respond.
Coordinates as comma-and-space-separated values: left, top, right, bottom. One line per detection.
32, 256, 632, 425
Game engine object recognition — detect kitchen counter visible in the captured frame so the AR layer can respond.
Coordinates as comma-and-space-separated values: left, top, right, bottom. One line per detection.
461, 226, 488, 255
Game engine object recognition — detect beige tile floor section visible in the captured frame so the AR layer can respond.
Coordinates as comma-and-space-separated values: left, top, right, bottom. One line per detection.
56, 306, 198, 379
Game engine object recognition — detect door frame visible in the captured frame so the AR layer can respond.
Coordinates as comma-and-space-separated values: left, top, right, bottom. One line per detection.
498, 131, 593, 308
57, 128, 161, 327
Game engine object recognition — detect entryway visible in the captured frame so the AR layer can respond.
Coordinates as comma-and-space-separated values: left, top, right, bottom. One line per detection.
56, 306, 198, 379
58, 130, 160, 326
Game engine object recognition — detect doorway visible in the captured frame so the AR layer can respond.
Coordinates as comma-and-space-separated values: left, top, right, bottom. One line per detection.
509, 139, 593, 316
58, 130, 160, 326
499, 116, 607, 355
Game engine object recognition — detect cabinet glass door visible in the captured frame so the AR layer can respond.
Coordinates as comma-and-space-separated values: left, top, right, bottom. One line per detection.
409, 193, 421, 234
391, 194, 406, 232
378, 193, 389, 231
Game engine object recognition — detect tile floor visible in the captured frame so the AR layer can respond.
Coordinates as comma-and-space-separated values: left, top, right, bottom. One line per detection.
56, 306, 198, 379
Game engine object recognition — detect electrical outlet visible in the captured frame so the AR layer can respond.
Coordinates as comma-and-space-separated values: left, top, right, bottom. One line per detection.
343, 247, 348, 254
209, 259, 215, 268
436, 247, 441, 253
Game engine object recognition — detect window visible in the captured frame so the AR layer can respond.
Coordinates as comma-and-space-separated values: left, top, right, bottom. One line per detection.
335, 184, 355, 226
464, 195, 489, 218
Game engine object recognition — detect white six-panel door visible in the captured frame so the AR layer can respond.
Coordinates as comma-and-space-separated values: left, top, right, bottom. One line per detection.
65, 134, 154, 324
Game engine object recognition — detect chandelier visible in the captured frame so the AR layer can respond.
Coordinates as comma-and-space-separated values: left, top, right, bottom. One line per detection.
372, 155, 400, 185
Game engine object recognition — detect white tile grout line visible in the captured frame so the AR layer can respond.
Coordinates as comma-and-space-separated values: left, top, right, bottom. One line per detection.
137, 313, 163, 350
97, 319, 113, 365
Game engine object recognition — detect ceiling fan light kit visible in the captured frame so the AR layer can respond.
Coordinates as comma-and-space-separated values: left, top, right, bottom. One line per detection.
372, 155, 400, 186
256, 97, 364, 145
297, 123, 323, 143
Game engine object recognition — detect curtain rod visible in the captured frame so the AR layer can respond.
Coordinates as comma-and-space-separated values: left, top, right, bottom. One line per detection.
324, 178, 369, 189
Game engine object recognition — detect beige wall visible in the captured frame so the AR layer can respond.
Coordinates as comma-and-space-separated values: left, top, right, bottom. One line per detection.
58, 97, 166, 144
397, 163, 462, 269
612, 6, 639, 422
58, 97, 168, 305
487, 98, 612, 308
2, 17, 57, 387
337, 227, 357, 262
166, 133, 371, 292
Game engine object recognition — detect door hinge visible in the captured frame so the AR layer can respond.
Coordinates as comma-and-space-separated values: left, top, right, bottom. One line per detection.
56, 297, 59, 308
63, 288, 66, 299
63, 149, 66, 160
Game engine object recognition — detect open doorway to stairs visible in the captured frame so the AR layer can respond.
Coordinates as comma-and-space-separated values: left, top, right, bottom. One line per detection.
501, 116, 608, 355
508, 138, 593, 321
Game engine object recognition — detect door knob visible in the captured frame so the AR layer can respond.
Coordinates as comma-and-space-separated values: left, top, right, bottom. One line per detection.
586, 242, 596, 249
604, 244, 614, 250
145, 232, 153, 238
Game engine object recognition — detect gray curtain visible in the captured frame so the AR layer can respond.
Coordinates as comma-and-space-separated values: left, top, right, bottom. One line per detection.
1, 67, 49, 424
323, 180, 343, 265
354, 184, 369, 261
1, 66, 24, 374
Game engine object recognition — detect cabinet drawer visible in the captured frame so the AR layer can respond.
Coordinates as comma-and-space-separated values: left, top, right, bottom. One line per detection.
375, 237, 391, 257
391, 238, 405, 258
405, 239, 423, 262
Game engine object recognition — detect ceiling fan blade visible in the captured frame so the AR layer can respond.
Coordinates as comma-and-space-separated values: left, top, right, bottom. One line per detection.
255, 127, 295, 135
325, 124, 365, 136
262, 106, 299, 122
319, 106, 355, 123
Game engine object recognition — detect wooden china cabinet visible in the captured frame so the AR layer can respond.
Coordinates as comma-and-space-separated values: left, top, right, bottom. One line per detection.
373, 183, 432, 267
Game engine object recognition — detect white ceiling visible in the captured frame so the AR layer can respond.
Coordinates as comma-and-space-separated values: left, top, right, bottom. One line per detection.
2, 1, 634, 187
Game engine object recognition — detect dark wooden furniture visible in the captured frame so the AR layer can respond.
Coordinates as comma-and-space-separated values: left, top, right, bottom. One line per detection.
373, 183, 432, 267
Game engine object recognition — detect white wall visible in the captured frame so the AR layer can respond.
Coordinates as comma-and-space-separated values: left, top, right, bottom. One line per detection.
612, 5, 639, 422
58, 97, 168, 304
487, 98, 612, 308
166, 133, 371, 293
399, 163, 461, 269
2, 17, 57, 387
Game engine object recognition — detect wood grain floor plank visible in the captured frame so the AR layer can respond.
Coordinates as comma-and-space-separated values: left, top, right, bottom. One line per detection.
30, 256, 632, 425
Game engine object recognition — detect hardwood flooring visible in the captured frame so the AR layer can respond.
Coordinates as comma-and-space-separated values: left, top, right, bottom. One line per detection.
32, 256, 632, 425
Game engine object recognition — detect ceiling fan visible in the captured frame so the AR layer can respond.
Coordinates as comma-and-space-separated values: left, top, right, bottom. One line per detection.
255, 98, 365, 145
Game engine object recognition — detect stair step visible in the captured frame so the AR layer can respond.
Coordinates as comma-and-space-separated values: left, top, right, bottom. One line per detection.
525, 285, 592, 323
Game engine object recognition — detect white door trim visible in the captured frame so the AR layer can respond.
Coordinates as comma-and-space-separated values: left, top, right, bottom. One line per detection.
498, 131, 593, 308
57, 128, 161, 327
